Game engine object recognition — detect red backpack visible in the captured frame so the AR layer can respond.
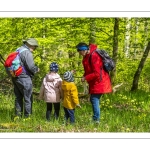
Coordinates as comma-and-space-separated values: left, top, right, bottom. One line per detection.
4, 48, 27, 77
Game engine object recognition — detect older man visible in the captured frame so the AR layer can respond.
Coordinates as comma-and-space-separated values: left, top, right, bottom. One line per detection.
12, 38, 40, 120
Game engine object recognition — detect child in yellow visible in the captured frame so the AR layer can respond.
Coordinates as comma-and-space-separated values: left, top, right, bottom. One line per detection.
62, 71, 81, 124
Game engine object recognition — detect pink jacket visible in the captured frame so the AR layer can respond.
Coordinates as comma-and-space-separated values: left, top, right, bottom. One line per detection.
39, 72, 63, 103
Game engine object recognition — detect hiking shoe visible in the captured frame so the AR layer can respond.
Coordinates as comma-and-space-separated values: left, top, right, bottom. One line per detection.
95, 121, 100, 124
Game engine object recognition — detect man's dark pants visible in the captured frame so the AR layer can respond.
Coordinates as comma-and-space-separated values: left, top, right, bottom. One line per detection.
12, 76, 33, 118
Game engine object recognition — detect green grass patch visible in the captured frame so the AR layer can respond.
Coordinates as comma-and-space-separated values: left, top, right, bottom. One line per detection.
1, 90, 150, 132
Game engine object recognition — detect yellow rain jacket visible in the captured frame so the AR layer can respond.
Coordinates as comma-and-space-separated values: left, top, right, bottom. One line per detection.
62, 80, 79, 109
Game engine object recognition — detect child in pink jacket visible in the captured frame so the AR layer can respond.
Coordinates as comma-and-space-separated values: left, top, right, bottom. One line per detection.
39, 62, 63, 121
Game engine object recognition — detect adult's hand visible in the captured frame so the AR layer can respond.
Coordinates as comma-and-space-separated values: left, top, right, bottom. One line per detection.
81, 77, 85, 82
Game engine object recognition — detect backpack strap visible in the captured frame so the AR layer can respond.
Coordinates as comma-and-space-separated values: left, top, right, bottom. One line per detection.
16, 47, 28, 53
88, 50, 96, 64
16, 47, 29, 75
88, 49, 103, 81
89, 49, 103, 67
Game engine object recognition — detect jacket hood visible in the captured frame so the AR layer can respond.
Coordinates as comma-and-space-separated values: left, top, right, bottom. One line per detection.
46, 73, 61, 82
89, 44, 97, 53
62, 80, 74, 91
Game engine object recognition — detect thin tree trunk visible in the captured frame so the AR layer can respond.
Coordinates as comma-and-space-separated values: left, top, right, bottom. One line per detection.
89, 18, 96, 44
143, 19, 148, 50
131, 41, 150, 91
111, 18, 119, 85
133, 18, 139, 59
124, 17, 131, 57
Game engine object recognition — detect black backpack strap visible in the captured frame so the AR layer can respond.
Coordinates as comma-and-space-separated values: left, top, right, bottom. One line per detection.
88, 50, 103, 81
88, 50, 96, 65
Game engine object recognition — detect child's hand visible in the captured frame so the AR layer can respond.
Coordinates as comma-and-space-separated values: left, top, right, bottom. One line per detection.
76, 104, 81, 108
71, 70, 76, 74
81, 77, 85, 82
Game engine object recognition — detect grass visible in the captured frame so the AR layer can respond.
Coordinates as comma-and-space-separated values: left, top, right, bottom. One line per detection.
0, 89, 150, 132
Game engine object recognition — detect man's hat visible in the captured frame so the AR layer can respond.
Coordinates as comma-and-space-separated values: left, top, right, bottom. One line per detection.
23, 38, 39, 47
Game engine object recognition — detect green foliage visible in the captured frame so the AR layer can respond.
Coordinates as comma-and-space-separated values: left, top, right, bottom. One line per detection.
0, 17, 150, 92
1, 90, 150, 132
1, 18, 150, 132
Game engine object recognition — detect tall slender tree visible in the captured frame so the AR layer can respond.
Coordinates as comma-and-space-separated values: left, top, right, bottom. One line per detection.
111, 18, 119, 85
131, 41, 150, 91
124, 17, 131, 57
89, 18, 96, 44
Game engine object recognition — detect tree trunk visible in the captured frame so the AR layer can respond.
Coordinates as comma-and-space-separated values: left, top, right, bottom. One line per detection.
89, 18, 96, 44
143, 19, 148, 51
133, 18, 139, 59
110, 18, 119, 85
131, 41, 150, 91
124, 17, 131, 57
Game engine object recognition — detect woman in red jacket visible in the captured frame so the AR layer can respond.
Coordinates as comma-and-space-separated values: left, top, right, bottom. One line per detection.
76, 42, 112, 123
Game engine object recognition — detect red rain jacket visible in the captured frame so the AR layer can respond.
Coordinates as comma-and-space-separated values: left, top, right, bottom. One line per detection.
82, 44, 112, 94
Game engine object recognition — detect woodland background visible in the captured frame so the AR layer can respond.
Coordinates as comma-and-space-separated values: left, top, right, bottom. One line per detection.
0, 17, 150, 132
0, 18, 150, 93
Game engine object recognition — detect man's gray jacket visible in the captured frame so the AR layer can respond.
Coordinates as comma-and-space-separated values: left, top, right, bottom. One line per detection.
18, 44, 38, 78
